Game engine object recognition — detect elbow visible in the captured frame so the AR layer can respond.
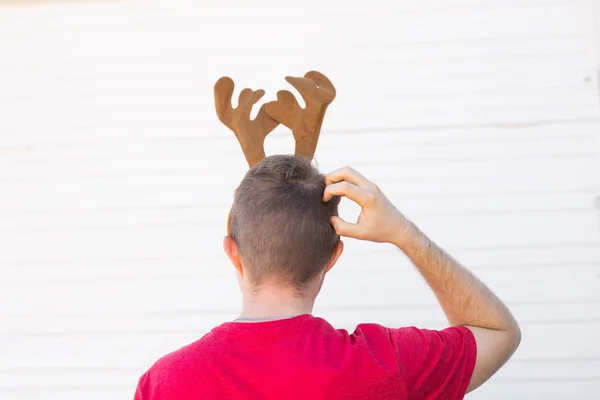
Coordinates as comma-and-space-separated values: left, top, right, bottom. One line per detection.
509, 321, 522, 353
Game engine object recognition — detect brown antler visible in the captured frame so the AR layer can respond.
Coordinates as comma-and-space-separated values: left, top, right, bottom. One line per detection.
264, 71, 336, 160
214, 77, 279, 167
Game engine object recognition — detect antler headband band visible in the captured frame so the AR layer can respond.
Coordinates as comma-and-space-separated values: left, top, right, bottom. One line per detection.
214, 71, 336, 167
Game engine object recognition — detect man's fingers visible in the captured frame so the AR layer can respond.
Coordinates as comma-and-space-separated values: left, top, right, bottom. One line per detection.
325, 166, 373, 189
323, 181, 372, 205
330, 216, 363, 239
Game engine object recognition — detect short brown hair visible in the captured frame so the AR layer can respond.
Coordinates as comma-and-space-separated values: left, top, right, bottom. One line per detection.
230, 155, 340, 288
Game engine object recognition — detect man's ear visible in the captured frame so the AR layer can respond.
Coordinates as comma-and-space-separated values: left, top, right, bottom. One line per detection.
223, 236, 244, 278
323, 240, 344, 275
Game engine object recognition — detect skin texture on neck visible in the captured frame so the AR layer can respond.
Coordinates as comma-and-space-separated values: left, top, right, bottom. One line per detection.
238, 279, 321, 321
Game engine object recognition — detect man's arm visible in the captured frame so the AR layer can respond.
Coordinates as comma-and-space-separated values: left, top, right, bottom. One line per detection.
393, 222, 521, 392
323, 166, 521, 393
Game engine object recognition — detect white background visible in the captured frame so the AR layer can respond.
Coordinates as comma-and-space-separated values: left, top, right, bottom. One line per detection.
0, 0, 599, 399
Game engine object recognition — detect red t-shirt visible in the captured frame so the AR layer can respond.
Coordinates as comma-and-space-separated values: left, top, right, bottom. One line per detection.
134, 314, 476, 400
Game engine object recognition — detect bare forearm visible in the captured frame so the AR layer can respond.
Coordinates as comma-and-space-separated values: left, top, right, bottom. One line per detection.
394, 222, 519, 332
323, 167, 521, 391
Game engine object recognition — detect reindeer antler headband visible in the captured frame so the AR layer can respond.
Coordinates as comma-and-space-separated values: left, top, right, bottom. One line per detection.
214, 71, 336, 167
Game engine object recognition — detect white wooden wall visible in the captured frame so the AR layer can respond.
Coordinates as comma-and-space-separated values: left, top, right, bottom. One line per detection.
1, 0, 599, 399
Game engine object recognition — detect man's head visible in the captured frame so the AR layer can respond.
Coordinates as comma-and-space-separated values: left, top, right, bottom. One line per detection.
223, 155, 343, 292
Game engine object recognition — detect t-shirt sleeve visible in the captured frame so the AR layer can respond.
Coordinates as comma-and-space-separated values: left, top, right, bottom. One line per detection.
388, 325, 477, 399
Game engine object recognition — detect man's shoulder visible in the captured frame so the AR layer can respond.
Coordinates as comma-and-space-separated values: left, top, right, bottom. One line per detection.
347, 322, 422, 344
350, 322, 474, 350
140, 329, 220, 379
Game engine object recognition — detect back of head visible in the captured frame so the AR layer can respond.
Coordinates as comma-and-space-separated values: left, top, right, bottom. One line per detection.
230, 155, 340, 289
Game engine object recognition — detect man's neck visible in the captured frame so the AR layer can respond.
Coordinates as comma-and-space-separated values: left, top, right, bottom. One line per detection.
239, 283, 317, 320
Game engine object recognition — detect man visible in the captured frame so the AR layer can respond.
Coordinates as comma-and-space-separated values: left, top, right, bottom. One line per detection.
134, 155, 521, 399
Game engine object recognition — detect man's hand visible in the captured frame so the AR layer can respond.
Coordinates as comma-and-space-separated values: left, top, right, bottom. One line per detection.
324, 165, 521, 394
323, 166, 412, 246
